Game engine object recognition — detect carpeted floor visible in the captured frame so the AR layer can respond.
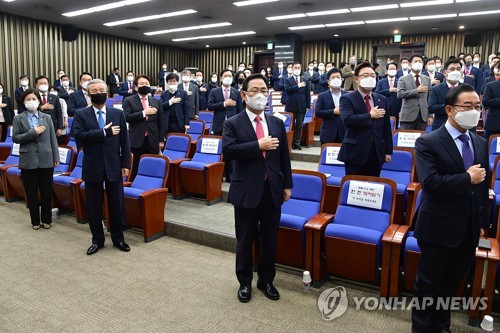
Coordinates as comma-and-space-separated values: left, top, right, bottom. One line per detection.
0, 199, 494, 332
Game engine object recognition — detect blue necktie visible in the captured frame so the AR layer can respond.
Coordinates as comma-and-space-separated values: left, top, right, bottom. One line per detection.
97, 110, 105, 129
458, 134, 474, 170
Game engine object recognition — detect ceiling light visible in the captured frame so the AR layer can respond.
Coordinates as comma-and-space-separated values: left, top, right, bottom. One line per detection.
455, 0, 482, 2
266, 13, 307, 20
242, 41, 247, 44
62, 0, 152, 17
144, 22, 231, 36
4, 0, 16, 2
350, 4, 399, 12
459, 9, 500, 16
334, 34, 339, 37
288, 24, 325, 31
233, 0, 279, 6
400, 0, 453, 8
394, 29, 399, 33
173, 31, 256, 42
325, 21, 365, 27
206, 45, 210, 48
410, 13, 457, 20
365, 17, 409, 23
105, 9, 197, 26
459, 25, 465, 29
306, 9, 350, 17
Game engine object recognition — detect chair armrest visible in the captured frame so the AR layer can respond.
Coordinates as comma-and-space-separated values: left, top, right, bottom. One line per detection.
123, 182, 132, 187
304, 213, 334, 231
382, 224, 401, 243
487, 238, 500, 261
60, 172, 72, 176
70, 178, 83, 186
139, 188, 169, 199
391, 225, 410, 245
0, 164, 18, 172
204, 162, 225, 170
407, 182, 419, 192
170, 158, 191, 165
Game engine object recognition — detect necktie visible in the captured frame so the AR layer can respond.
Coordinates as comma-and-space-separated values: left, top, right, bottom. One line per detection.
255, 115, 268, 179
389, 79, 393, 89
129, 82, 132, 90
450, 84, 455, 89
142, 96, 149, 136
415, 75, 420, 87
458, 134, 474, 170
364, 95, 371, 113
42, 93, 47, 105
466, 67, 470, 75
97, 110, 105, 129
296, 76, 299, 85
224, 88, 229, 101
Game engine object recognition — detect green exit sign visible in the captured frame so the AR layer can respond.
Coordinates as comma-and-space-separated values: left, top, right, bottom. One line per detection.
394, 34, 402, 43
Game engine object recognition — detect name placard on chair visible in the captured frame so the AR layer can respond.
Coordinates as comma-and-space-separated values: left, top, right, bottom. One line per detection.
496, 139, 500, 153
273, 112, 287, 123
271, 100, 282, 106
113, 104, 123, 110
200, 138, 220, 154
347, 181, 385, 210
58, 147, 69, 163
325, 146, 344, 165
12, 143, 20, 156
397, 132, 421, 148
273, 106, 285, 113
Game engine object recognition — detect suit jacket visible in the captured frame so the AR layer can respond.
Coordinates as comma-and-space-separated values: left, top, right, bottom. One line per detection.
119, 81, 137, 97
397, 73, 432, 122
67, 90, 89, 117
54, 79, 73, 88
178, 82, 200, 118
160, 89, 190, 135
315, 89, 349, 143
123, 94, 164, 149
302, 70, 320, 92
107, 74, 122, 86
414, 125, 489, 247
158, 70, 169, 87
272, 69, 286, 90
338, 91, 393, 165
41, 93, 63, 131
342, 65, 357, 90
15, 86, 30, 113
12, 111, 60, 169
73, 106, 131, 183
278, 74, 289, 104
0, 95, 14, 125
375, 77, 402, 118
313, 72, 328, 94
482, 80, 500, 132
284, 76, 311, 113
196, 82, 209, 111
57, 86, 76, 101
421, 70, 445, 85
395, 68, 411, 79
207, 86, 243, 134
222, 111, 293, 209
464, 66, 484, 93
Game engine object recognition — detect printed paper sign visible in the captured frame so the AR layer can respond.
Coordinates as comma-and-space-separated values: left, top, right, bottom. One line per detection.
59, 147, 69, 163
271, 99, 282, 106
273, 106, 285, 113
346, 181, 385, 210
496, 139, 500, 153
113, 104, 123, 110
325, 146, 344, 165
200, 138, 220, 154
397, 132, 421, 148
12, 143, 20, 156
273, 112, 287, 123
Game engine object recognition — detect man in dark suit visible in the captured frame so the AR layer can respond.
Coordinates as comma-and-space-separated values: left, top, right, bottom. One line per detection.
73, 79, 131, 256
338, 61, 393, 176
56, 75, 76, 101
107, 67, 122, 97
482, 70, 500, 140
376, 62, 402, 125
284, 62, 311, 150
272, 61, 285, 91
119, 71, 137, 98
463, 54, 484, 94
396, 57, 411, 79
123, 75, 164, 180
422, 58, 445, 86
222, 73, 293, 303
158, 64, 169, 89
15, 75, 31, 113
412, 84, 489, 333
68, 72, 93, 117
160, 73, 190, 135
34, 75, 63, 138
277, 63, 293, 104
178, 70, 200, 119
302, 61, 320, 92
195, 70, 209, 111
315, 68, 348, 145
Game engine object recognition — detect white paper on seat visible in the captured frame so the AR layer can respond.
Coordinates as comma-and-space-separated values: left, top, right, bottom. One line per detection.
58, 147, 69, 163
496, 140, 500, 153
200, 138, 220, 154
346, 181, 385, 210
12, 143, 20, 156
397, 132, 421, 148
273, 106, 285, 113
273, 112, 287, 123
113, 104, 123, 110
325, 146, 344, 165
271, 100, 282, 106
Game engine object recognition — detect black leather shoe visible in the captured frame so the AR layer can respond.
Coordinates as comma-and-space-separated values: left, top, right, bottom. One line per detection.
86, 244, 103, 255
114, 241, 130, 252
257, 281, 280, 300
237, 285, 251, 303
296, 145, 302, 150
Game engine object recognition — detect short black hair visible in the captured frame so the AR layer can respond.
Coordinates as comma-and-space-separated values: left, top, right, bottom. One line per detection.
220, 69, 233, 77
327, 68, 342, 79
238, 62, 246, 66
19, 75, 29, 80
433, 56, 442, 62
242, 73, 267, 92
400, 57, 409, 62
113, 67, 119, 71
79, 72, 93, 81
20, 88, 41, 104
195, 70, 203, 75
126, 71, 134, 76
60, 75, 69, 81
444, 83, 476, 107
134, 74, 150, 86
34, 75, 49, 85
409, 54, 423, 63
325, 61, 334, 67
286, 62, 294, 67
308, 61, 314, 66
49, 85, 59, 92
354, 61, 374, 77
293, 62, 301, 66
386, 62, 398, 70
465, 53, 473, 59
166, 73, 179, 82
443, 58, 462, 70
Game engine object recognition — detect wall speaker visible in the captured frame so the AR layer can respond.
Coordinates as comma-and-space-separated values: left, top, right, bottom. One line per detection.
61, 25, 80, 42
464, 33, 481, 47
327, 39, 343, 53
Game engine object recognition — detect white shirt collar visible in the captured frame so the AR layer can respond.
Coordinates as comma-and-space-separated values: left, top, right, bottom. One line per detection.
246, 109, 266, 124
93, 105, 107, 114
445, 120, 469, 140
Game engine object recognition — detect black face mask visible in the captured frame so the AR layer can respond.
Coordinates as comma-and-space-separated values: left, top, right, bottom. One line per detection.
138, 86, 151, 95
237, 78, 245, 84
90, 93, 108, 105
465, 61, 472, 67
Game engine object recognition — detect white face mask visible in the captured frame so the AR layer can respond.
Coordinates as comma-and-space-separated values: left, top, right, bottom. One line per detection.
411, 62, 423, 72
494, 68, 499, 75
318, 65, 325, 71
227, 67, 233, 71
308, 66, 314, 71
50, 91, 58, 96
436, 63, 442, 69
453, 108, 481, 130
25, 100, 39, 112
127, 76, 134, 82
195, 76, 203, 82
20, 80, 29, 87
181, 76, 190, 83
162, 66, 167, 70
278, 65, 283, 69
326, 67, 333, 72
473, 57, 480, 63
169, 84, 178, 92
287, 68, 293, 74
427, 65, 436, 72
401, 63, 409, 70
38, 84, 49, 92
245, 93, 267, 111
329, 78, 342, 88
359, 77, 377, 90
293, 69, 301, 76
0, 88, 3, 94
238, 67, 245, 71
62, 81, 70, 87
447, 70, 462, 83
222, 77, 233, 86
211, 77, 218, 83
387, 70, 397, 77
261, 71, 266, 76
81, 81, 89, 90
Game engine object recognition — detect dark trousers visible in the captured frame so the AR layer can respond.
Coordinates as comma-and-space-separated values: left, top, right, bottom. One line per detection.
344, 143, 383, 177
21, 168, 54, 226
400, 118, 427, 131
110, 86, 120, 96
0, 122, 8, 142
130, 137, 157, 180
484, 130, 497, 142
412, 228, 475, 333
167, 119, 182, 134
234, 181, 281, 286
85, 176, 126, 246
291, 110, 306, 146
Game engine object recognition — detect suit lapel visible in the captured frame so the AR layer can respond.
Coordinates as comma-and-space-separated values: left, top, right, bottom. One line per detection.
438, 126, 465, 171
470, 133, 485, 165
20, 112, 31, 131
239, 112, 257, 141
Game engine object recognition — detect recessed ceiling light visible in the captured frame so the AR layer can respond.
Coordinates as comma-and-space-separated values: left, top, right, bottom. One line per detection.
62, 0, 153, 17
104, 9, 197, 26
459, 25, 465, 29
333, 34, 339, 37
306, 9, 350, 17
394, 29, 399, 33
242, 41, 246, 44
266, 13, 307, 20
206, 45, 210, 48
350, 4, 399, 12
459, 9, 500, 17
400, 0, 453, 8
172, 31, 256, 42
233, 0, 279, 6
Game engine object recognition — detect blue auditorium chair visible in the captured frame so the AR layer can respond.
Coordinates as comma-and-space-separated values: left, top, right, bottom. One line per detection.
390, 116, 397, 132
301, 108, 316, 147
186, 119, 206, 157
162, 133, 191, 198
317, 143, 345, 214
0, 143, 19, 196
392, 130, 426, 149
197, 111, 214, 134
0, 126, 13, 161
52, 150, 84, 215
112, 94, 123, 103
488, 135, 500, 171
106, 98, 116, 108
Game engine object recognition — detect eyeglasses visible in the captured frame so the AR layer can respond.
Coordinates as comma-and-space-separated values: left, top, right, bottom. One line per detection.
452, 104, 483, 111
357, 74, 377, 79
246, 89, 269, 95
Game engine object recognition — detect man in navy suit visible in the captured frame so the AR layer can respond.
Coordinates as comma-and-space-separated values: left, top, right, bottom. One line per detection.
422, 58, 444, 86
158, 64, 169, 89
312, 62, 328, 94
318, 62, 334, 94
195, 70, 209, 111
339, 62, 393, 176
73, 79, 131, 256
277, 63, 293, 104
107, 67, 122, 96
272, 61, 285, 91
119, 71, 137, 98
68, 72, 93, 117
315, 68, 348, 145
375, 62, 402, 125
222, 73, 293, 303
396, 57, 411, 79
284, 62, 311, 150
463, 54, 484, 94
412, 84, 489, 333
15, 75, 31, 113
34, 75, 63, 137
482, 69, 500, 140
302, 61, 320, 92
160, 73, 190, 135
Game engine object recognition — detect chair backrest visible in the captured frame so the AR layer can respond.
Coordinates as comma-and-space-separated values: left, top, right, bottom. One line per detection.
4, 126, 13, 144
281, 112, 293, 132
113, 94, 123, 103
153, 94, 161, 100
54, 146, 75, 173
408, 184, 423, 226
69, 150, 84, 179
303, 108, 313, 123
392, 130, 426, 148
282, 170, 326, 219
132, 155, 170, 191
198, 111, 213, 129
489, 135, 500, 170
390, 116, 397, 131
334, 176, 397, 234
163, 133, 191, 161
192, 136, 223, 164
317, 143, 345, 178
493, 156, 500, 195
187, 120, 206, 142
106, 98, 116, 108
3, 143, 19, 165
380, 148, 415, 186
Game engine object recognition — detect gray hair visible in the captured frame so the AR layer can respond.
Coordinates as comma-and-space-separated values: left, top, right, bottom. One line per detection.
181, 69, 191, 76
87, 79, 108, 92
